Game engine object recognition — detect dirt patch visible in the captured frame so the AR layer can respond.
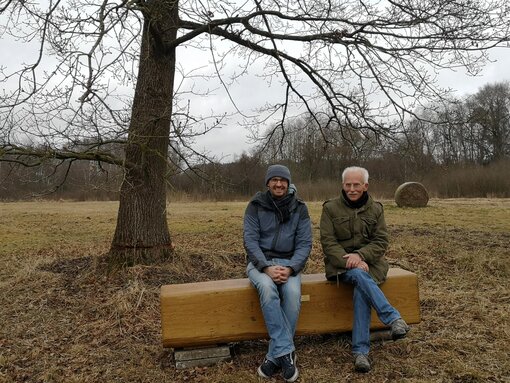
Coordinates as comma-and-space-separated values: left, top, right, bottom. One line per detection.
39, 256, 93, 277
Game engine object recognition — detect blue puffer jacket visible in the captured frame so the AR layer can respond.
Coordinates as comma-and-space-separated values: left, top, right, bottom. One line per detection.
243, 189, 312, 274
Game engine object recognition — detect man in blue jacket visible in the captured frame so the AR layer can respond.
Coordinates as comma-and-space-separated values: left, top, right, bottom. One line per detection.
244, 164, 312, 383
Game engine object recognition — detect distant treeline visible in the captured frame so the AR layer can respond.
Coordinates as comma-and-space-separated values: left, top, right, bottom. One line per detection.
169, 158, 510, 201
1, 151, 508, 202
1, 82, 509, 201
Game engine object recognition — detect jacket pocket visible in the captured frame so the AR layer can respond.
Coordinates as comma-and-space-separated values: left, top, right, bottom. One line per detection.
360, 217, 377, 239
332, 216, 352, 241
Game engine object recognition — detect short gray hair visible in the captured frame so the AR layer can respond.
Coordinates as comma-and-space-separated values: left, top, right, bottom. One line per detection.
342, 166, 369, 183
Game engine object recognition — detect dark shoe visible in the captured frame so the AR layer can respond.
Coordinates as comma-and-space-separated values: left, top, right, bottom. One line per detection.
390, 318, 410, 340
278, 352, 299, 382
257, 357, 280, 379
354, 354, 371, 373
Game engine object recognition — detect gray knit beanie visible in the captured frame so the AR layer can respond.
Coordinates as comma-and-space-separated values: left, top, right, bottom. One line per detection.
265, 164, 291, 185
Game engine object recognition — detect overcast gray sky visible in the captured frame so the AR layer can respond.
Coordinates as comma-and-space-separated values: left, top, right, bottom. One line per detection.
437, 47, 510, 95
1, 4, 509, 162
192, 46, 510, 161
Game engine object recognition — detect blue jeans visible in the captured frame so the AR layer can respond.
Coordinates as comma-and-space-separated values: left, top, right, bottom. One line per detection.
247, 259, 301, 363
339, 268, 401, 355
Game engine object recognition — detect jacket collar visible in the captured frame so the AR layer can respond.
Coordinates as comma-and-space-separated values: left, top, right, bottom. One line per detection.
341, 190, 371, 210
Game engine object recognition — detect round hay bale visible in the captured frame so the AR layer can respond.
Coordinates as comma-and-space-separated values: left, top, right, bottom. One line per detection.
394, 182, 429, 207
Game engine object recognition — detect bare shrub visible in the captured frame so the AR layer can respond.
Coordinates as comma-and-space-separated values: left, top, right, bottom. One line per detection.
423, 160, 510, 198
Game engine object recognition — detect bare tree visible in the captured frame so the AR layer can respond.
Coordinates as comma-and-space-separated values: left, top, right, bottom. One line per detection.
410, 82, 510, 166
467, 82, 510, 162
1, 0, 509, 265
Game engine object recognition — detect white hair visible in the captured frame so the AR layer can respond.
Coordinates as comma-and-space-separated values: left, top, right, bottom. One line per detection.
342, 166, 369, 183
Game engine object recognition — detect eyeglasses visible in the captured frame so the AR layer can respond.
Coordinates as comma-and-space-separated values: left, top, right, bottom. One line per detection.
268, 177, 288, 185
343, 182, 364, 190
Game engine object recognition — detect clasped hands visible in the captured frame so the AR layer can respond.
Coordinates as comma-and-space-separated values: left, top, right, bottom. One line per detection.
264, 265, 292, 284
343, 253, 369, 272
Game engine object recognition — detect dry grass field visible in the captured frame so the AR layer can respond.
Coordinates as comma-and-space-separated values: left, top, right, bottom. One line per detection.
1, 199, 509, 383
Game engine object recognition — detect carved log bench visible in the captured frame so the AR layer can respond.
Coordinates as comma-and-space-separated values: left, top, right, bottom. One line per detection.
160, 268, 420, 349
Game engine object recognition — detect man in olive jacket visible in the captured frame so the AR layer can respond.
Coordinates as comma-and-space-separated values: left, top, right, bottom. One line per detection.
320, 166, 409, 373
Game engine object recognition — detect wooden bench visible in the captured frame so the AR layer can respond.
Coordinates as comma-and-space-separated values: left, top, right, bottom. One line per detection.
160, 268, 421, 349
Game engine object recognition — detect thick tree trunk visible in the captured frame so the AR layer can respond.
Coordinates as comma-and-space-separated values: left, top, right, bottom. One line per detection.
109, 0, 178, 265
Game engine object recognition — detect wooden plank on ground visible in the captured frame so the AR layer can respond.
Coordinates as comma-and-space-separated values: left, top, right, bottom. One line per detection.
160, 268, 420, 348
174, 345, 231, 369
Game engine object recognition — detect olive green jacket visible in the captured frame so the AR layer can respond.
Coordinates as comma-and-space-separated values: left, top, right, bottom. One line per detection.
320, 193, 389, 284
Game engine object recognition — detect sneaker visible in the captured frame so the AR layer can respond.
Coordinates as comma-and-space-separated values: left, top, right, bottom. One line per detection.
257, 357, 280, 379
390, 318, 410, 340
354, 354, 371, 373
291, 351, 297, 365
278, 352, 299, 382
